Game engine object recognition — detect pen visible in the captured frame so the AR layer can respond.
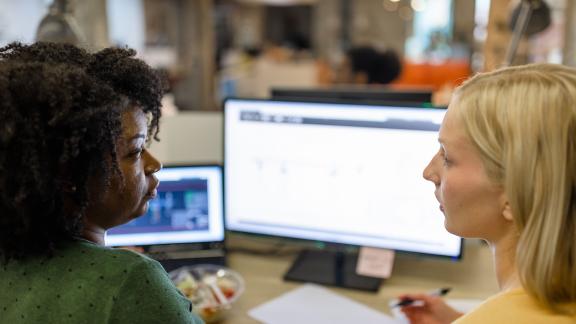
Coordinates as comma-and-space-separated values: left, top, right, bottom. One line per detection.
392, 287, 452, 308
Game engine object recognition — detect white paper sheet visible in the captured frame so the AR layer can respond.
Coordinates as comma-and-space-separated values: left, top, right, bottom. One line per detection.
249, 284, 398, 324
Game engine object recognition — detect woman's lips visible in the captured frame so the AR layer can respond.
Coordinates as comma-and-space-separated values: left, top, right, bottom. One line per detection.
439, 205, 444, 212
146, 177, 159, 199
146, 189, 157, 199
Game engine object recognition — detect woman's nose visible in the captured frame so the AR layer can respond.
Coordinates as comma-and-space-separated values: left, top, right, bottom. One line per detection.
144, 149, 162, 174
423, 154, 439, 185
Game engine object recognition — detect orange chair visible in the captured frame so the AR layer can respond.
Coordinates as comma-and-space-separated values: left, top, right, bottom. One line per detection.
391, 59, 472, 90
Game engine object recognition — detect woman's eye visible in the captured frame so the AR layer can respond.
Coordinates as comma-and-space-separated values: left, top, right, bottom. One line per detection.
439, 147, 451, 166
130, 148, 144, 158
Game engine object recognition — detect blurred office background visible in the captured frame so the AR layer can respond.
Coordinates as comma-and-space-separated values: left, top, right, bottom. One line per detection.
0, 0, 573, 111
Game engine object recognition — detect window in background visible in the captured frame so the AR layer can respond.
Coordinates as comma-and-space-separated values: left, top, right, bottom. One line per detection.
0, 0, 49, 46
106, 0, 145, 53
474, 0, 490, 43
471, 0, 490, 71
404, 0, 453, 62
107, 0, 178, 69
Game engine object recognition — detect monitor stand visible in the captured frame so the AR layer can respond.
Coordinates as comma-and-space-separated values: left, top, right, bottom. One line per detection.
283, 249, 382, 292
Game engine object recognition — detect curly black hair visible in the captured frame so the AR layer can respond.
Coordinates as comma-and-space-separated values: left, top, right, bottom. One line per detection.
0, 42, 165, 263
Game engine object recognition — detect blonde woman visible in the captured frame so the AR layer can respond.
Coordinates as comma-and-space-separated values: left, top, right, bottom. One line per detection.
399, 63, 576, 323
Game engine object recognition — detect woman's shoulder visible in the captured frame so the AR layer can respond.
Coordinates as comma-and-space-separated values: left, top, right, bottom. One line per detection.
72, 240, 154, 262
68, 240, 164, 277
6, 239, 167, 285
455, 289, 576, 324
1, 239, 155, 273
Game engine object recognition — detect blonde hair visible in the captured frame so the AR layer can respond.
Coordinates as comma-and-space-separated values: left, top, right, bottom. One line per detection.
454, 63, 576, 312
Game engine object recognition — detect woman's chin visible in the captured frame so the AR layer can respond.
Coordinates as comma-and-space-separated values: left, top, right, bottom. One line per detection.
444, 220, 476, 238
444, 219, 459, 236
129, 202, 149, 221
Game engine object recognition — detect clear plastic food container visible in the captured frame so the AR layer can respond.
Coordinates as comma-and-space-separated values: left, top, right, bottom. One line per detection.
170, 264, 245, 323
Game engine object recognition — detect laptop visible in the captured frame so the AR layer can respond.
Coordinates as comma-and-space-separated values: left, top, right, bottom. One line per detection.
106, 164, 226, 272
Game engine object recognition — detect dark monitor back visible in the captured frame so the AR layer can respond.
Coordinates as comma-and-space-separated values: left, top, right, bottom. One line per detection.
271, 87, 433, 106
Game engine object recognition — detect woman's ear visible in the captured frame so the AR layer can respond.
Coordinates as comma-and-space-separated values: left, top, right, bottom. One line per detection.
498, 190, 514, 222
502, 200, 514, 222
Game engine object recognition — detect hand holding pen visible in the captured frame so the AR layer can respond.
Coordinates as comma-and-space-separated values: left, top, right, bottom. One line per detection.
393, 287, 452, 307
394, 288, 464, 324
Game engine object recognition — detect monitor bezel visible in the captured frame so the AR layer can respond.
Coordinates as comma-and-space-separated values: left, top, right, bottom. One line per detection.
223, 98, 462, 260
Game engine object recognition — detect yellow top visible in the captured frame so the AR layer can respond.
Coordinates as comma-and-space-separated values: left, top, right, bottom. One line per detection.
454, 288, 576, 324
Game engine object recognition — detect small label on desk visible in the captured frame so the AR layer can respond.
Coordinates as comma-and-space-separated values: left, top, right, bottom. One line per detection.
356, 247, 395, 278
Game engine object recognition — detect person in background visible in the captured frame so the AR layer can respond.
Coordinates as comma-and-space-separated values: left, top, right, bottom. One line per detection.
400, 63, 576, 323
0, 42, 203, 324
334, 46, 402, 85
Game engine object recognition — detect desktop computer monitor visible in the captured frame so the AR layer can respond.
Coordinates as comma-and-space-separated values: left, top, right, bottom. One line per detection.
106, 165, 225, 248
271, 87, 434, 106
224, 98, 462, 291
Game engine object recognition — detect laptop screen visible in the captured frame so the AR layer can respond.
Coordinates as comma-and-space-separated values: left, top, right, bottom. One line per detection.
105, 165, 225, 247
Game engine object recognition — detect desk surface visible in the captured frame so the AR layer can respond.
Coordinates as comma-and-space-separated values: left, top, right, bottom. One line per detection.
219, 236, 499, 324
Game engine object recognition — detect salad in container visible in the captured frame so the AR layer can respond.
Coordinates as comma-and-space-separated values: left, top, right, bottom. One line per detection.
170, 264, 245, 323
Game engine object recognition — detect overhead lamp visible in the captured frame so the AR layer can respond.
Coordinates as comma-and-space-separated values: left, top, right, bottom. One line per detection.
410, 0, 427, 12
36, 0, 85, 45
504, 0, 551, 66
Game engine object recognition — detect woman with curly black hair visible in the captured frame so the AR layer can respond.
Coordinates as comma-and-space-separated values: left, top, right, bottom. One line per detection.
0, 42, 203, 324
335, 46, 402, 85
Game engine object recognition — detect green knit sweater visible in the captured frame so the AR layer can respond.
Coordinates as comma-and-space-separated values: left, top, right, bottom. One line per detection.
0, 240, 204, 324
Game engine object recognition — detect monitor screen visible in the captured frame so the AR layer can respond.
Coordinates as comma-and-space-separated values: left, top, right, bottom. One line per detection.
224, 99, 461, 258
106, 165, 225, 247
271, 87, 433, 106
